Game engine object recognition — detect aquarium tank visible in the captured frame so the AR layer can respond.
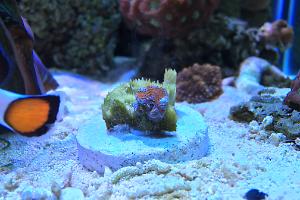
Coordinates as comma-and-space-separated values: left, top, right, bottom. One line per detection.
1, 0, 300, 199
272, 0, 300, 75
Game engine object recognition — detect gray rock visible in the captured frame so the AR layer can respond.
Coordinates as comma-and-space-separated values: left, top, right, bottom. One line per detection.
230, 88, 300, 139
60, 187, 84, 200
77, 104, 209, 173
269, 133, 286, 146
235, 57, 270, 95
21, 186, 56, 200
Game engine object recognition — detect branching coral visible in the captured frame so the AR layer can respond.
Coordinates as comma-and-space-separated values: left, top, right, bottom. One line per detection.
19, 0, 121, 78
119, 0, 220, 38
284, 71, 300, 111
176, 63, 222, 103
102, 69, 177, 131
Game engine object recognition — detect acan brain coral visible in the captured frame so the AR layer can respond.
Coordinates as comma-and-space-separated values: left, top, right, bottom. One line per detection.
120, 0, 220, 38
176, 63, 223, 103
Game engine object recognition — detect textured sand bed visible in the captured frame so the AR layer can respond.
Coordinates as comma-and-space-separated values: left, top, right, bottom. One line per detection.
0, 73, 300, 200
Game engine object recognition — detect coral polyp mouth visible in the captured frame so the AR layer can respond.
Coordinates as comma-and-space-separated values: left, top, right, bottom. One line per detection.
134, 86, 169, 122
102, 69, 177, 132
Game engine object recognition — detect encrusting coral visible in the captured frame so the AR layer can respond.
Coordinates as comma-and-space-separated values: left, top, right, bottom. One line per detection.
176, 63, 223, 103
19, 0, 121, 78
102, 69, 177, 131
119, 0, 220, 38
230, 88, 300, 140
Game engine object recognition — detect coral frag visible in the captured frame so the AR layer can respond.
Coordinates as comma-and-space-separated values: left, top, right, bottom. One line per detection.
102, 69, 177, 132
19, 0, 121, 78
176, 63, 223, 103
120, 0, 220, 38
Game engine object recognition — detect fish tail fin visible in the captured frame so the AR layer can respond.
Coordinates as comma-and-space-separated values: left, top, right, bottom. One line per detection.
4, 94, 61, 137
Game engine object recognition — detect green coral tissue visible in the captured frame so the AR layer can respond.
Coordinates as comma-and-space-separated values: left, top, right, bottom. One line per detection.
102, 69, 177, 132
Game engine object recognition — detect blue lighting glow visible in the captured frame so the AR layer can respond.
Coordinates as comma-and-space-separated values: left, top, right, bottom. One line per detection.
275, 0, 284, 20
274, 0, 296, 75
283, 0, 296, 75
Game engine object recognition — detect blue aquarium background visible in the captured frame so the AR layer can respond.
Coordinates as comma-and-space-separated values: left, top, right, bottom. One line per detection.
273, 0, 300, 75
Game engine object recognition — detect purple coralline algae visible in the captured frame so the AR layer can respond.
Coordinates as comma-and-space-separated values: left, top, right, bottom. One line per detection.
134, 86, 169, 122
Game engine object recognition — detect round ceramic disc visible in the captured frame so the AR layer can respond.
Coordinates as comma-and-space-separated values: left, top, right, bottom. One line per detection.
76, 104, 209, 173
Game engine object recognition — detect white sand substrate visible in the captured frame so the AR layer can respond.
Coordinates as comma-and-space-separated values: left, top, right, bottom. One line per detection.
0, 73, 300, 200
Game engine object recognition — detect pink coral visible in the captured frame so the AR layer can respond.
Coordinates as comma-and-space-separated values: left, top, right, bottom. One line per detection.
120, 0, 220, 38
284, 71, 300, 111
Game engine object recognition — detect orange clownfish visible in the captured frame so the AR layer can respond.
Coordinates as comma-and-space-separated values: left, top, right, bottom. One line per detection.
0, 88, 63, 137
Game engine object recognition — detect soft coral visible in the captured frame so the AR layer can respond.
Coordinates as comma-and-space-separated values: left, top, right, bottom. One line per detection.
284, 71, 300, 111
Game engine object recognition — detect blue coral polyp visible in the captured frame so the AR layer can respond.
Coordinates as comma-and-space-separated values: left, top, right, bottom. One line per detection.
134, 86, 169, 122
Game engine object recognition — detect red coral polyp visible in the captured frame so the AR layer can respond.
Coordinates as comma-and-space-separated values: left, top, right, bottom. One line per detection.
120, 0, 220, 38
136, 86, 167, 104
134, 86, 169, 122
